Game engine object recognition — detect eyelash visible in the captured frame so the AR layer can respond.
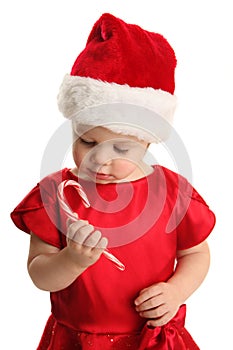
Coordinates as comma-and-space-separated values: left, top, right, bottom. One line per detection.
113, 145, 128, 154
80, 138, 96, 147
80, 138, 129, 154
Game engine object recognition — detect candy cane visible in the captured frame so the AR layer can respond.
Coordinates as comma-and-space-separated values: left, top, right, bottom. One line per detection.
57, 180, 125, 271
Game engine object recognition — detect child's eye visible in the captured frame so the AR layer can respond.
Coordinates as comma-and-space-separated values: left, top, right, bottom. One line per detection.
113, 145, 129, 154
80, 138, 96, 147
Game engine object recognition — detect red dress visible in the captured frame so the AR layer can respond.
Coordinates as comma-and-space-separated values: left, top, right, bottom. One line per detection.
11, 166, 215, 349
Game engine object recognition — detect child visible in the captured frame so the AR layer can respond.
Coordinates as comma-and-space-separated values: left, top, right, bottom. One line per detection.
11, 13, 215, 349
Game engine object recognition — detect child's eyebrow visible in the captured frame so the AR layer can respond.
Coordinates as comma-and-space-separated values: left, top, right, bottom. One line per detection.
114, 142, 139, 149
113, 140, 136, 145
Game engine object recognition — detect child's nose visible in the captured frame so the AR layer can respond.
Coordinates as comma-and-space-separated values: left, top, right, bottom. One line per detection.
90, 145, 112, 166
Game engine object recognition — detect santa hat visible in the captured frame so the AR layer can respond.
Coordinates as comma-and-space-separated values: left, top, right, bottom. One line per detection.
58, 13, 177, 142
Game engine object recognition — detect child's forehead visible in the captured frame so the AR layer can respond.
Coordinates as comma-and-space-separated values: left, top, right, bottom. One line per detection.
82, 126, 140, 142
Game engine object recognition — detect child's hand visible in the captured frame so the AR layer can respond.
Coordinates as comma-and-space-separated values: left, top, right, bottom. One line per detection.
134, 282, 181, 327
66, 219, 108, 269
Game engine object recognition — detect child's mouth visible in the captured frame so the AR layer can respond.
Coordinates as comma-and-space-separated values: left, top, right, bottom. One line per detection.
88, 169, 113, 181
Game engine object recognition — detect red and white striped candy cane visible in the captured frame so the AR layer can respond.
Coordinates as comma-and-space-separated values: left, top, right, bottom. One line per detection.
57, 180, 125, 271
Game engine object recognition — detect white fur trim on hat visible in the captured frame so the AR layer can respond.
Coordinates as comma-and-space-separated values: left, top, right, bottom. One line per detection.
57, 74, 177, 142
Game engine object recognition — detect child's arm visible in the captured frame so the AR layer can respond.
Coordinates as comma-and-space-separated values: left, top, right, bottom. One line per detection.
27, 220, 108, 292
134, 241, 210, 327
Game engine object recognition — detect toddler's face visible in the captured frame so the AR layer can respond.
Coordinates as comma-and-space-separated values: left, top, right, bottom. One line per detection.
72, 126, 149, 183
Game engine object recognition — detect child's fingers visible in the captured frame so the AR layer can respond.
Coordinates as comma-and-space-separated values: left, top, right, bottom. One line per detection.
72, 224, 95, 245
84, 230, 102, 248
66, 220, 90, 241
66, 219, 107, 251
96, 237, 108, 250
83, 232, 108, 250
135, 294, 164, 312
66, 218, 88, 228
134, 284, 163, 306
66, 216, 79, 228
146, 312, 171, 328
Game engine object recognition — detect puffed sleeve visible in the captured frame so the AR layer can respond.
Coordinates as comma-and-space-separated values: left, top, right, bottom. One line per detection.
175, 180, 216, 250
10, 174, 63, 249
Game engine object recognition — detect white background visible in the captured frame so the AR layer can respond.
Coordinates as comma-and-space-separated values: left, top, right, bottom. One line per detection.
1, 1, 232, 349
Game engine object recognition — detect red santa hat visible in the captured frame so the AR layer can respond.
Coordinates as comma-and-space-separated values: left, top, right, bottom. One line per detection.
58, 13, 177, 142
